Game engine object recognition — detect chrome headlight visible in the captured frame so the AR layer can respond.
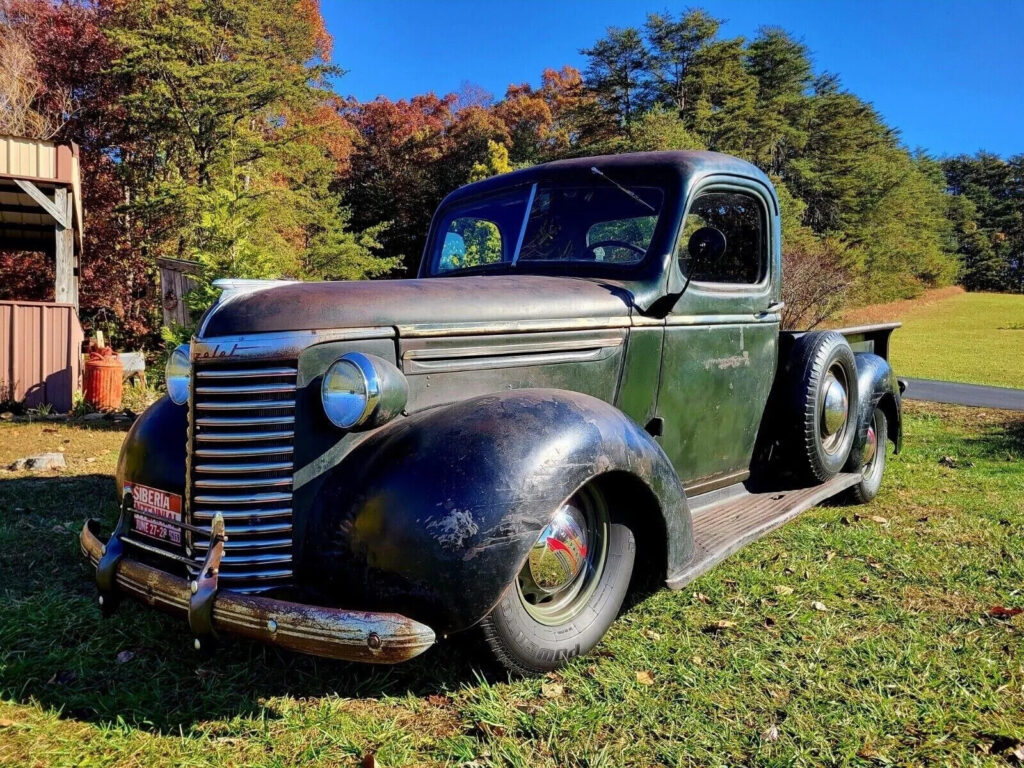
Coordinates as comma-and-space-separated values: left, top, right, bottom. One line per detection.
321, 352, 407, 430
165, 343, 191, 405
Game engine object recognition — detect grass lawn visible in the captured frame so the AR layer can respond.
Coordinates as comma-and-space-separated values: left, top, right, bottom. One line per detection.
838, 289, 1024, 389
1, 403, 1023, 766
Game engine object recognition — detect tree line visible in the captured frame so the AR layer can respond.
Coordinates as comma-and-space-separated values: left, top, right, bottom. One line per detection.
0, 1, 1019, 347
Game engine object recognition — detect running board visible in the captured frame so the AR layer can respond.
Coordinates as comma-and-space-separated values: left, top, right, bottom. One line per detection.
666, 473, 861, 590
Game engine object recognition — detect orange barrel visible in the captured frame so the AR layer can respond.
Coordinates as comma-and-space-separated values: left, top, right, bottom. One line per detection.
84, 348, 124, 410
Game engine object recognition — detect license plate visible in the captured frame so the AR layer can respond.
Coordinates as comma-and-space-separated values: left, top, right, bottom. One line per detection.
125, 482, 183, 544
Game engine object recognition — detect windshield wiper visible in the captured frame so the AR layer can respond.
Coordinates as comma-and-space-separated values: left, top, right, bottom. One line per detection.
590, 166, 656, 213
511, 183, 539, 267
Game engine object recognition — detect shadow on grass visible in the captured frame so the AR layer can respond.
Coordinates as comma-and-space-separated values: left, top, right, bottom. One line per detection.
0, 473, 501, 735
972, 416, 1024, 459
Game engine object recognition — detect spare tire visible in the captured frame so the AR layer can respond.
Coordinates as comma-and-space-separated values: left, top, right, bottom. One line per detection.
779, 331, 859, 483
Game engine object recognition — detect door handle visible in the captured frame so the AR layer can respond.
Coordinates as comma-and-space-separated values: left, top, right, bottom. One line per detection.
757, 301, 784, 318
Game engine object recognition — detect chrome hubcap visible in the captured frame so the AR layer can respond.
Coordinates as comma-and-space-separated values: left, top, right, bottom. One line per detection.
517, 487, 609, 626
820, 367, 849, 453
863, 423, 878, 468
527, 503, 588, 593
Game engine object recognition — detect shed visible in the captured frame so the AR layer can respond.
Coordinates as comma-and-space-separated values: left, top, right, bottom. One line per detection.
0, 135, 85, 308
156, 256, 201, 328
0, 135, 85, 410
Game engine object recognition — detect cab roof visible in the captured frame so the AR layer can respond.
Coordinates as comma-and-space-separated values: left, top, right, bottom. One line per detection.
439, 150, 774, 208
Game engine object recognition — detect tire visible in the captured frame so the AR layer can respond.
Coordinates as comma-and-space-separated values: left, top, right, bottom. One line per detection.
479, 484, 635, 676
844, 407, 887, 504
782, 331, 859, 483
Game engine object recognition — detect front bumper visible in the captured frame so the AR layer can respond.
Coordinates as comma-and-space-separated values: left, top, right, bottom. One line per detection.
80, 519, 436, 663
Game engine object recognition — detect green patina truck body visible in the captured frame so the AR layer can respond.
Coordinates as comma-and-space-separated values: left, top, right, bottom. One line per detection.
82, 150, 902, 675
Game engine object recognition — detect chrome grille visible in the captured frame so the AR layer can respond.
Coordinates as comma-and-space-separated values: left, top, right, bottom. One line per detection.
187, 360, 297, 593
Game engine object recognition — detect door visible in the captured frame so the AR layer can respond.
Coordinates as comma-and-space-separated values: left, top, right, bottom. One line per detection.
657, 180, 780, 491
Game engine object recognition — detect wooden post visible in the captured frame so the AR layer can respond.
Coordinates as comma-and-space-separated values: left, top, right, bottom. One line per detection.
53, 187, 76, 310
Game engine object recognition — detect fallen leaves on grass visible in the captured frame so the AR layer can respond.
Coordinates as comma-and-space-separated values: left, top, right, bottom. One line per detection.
692, 592, 710, 604
641, 628, 661, 641
773, 585, 794, 596
635, 670, 655, 686
811, 601, 828, 612
761, 725, 780, 743
704, 620, 737, 633
987, 606, 1023, 619
361, 753, 379, 768
853, 513, 889, 524
540, 682, 563, 699
115, 650, 135, 664
976, 733, 1024, 762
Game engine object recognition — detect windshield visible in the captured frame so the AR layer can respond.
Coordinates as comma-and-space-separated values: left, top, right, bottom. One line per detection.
428, 180, 665, 276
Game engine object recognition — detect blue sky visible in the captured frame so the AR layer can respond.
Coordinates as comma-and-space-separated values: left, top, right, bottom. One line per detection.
322, 0, 1022, 159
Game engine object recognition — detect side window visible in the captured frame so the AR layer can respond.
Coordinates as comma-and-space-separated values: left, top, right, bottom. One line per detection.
680, 191, 765, 284
438, 217, 503, 273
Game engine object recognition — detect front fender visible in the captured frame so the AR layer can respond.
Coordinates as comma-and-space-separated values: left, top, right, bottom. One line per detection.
298, 389, 691, 634
115, 395, 188, 498
852, 353, 903, 454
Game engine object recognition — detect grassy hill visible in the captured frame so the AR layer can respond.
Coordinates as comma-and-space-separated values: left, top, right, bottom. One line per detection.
837, 289, 1024, 389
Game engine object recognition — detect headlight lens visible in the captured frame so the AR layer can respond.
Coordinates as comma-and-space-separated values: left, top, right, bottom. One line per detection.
165, 343, 191, 405
321, 352, 407, 431
321, 353, 378, 429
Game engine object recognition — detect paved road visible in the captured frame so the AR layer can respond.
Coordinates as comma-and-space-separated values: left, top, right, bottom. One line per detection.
903, 378, 1024, 411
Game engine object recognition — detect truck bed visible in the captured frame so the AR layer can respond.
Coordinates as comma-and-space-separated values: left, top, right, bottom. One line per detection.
785, 322, 901, 360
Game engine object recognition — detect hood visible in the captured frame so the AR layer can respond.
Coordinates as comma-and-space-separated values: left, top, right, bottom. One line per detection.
199, 275, 635, 338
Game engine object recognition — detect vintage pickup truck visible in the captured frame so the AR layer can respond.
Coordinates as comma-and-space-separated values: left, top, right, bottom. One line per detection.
82, 151, 902, 675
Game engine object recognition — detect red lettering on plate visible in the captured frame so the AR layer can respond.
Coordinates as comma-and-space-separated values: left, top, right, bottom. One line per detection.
126, 482, 183, 544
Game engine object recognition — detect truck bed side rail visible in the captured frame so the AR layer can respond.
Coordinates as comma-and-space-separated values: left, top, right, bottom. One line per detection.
784, 322, 901, 361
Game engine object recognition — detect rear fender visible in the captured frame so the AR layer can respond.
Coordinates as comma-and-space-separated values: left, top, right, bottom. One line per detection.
852, 353, 902, 454
298, 389, 692, 634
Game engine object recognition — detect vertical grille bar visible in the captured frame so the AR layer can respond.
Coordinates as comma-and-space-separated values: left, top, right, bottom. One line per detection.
187, 360, 298, 592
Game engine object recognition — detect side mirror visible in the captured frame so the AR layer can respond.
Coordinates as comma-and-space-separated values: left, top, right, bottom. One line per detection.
686, 226, 727, 269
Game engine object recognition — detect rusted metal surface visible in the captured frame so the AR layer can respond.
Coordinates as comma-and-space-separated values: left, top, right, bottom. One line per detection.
83, 348, 123, 410
188, 512, 225, 637
0, 300, 83, 410
81, 520, 435, 663
199, 274, 634, 337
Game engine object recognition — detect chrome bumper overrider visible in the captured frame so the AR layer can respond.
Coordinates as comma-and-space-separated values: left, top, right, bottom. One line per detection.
80, 518, 436, 664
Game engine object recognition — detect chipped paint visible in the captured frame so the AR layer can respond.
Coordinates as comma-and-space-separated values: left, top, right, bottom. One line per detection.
703, 350, 751, 371
427, 509, 479, 550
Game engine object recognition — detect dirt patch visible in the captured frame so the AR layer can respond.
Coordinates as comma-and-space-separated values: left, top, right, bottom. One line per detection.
0, 422, 127, 475
827, 286, 965, 328
901, 586, 981, 617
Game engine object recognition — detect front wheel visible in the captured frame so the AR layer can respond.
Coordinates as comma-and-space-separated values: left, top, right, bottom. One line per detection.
844, 407, 888, 504
479, 484, 635, 676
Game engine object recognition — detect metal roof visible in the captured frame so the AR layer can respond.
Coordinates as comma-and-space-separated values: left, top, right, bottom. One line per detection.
0, 135, 84, 254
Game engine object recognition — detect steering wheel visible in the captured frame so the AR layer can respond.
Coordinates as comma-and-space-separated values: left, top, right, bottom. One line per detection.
585, 239, 647, 260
